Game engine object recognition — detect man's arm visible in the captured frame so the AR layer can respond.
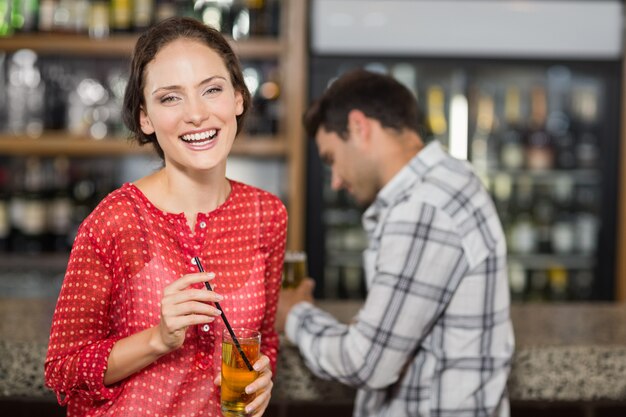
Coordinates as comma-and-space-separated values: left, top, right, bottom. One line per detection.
281, 203, 468, 389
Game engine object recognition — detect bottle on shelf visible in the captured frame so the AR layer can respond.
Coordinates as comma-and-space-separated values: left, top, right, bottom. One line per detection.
470, 86, 497, 179
0, 166, 9, 251
155, 0, 177, 22
6, 49, 45, 137
547, 265, 569, 301
110, 0, 133, 32
10, 0, 39, 33
570, 269, 594, 300
508, 260, 527, 302
532, 182, 554, 254
47, 157, 73, 252
546, 66, 576, 169
499, 85, 525, 170
0, 0, 12, 36
527, 269, 548, 302
37, 0, 55, 32
245, 0, 268, 37
133, 0, 155, 31
551, 175, 575, 254
571, 84, 601, 170
573, 184, 599, 255
14, 157, 47, 254
88, 0, 111, 38
68, 162, 98, 245
508, 175, 537, 254
73, 0, 91, 33
525, 84, 554, 171
425, 84, 448, 147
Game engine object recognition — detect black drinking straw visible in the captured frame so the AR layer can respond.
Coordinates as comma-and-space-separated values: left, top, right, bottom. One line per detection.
193, 256, 254, 371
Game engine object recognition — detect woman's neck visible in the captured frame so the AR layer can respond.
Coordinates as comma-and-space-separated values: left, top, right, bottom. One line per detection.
135, 167, 231, 230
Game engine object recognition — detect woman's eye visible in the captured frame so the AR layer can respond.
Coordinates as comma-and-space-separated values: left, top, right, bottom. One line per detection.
160, 95, 179, 104
205, 86, 223, 95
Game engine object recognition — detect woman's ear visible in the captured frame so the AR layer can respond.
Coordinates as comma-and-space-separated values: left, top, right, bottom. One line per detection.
139, 108, 155, 135
235, 90, 244, 116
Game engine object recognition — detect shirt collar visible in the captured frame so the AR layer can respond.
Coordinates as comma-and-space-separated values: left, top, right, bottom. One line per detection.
363, 141, 447, 222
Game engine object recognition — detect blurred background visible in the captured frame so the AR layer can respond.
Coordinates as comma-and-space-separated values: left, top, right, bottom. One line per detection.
0, 1, 625, 416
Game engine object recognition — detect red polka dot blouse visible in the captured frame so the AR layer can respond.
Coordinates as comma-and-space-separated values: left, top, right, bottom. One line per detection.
45, 180, 287, 417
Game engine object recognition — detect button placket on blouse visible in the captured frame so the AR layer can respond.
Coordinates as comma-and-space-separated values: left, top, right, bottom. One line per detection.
190, 254, 216, 370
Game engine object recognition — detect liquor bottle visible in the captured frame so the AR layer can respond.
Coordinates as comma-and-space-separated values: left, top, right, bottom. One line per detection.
573, 184, 599, 255
570, 269, 594, 300
68, 164, 98, 245
425, 85, 448, 146
0, 167, 9, 252
245, 0, 266, 36
508, 175, 537, 254
15, 157, 47, 254
10, 0, 39, 32
553, 132, 577, 169
491, 172, 512, 224
508, 261, 527, 302
133, 0, 154, 31
525, 85, 554, 171
89, 0, 111, 39
551, 175, 575, 254
499, 86, 525, 170
0, 0, 12, 36
470, 87, 496, 179
571, 85, 601, 169
527, 269, 548, 302
73, 0, 91, 33
546, 66, 576, 169
110, 0, 133, 32
53, 0, 75, 32
265, 0, 279, 36
155, 0, 176, 22
196, 0, 233, 36
231, 0, 251, 40
548, 266, 569, 301
37, 0, 55, 32
47, 157, 73, 252
173, 0, 194, 18
532, 183, 554, 253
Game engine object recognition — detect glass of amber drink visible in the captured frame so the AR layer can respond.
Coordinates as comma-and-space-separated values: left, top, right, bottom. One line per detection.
282, 251, 308, 289
221, 328, 260, 416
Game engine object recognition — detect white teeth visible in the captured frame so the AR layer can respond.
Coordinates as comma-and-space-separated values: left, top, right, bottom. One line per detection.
181, 129, 218, 142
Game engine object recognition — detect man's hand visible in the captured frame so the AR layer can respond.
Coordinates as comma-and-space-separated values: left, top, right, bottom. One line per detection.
275, 278, 315, 333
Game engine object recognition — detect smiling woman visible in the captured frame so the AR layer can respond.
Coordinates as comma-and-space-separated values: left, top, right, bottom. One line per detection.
43, 17, 286, 417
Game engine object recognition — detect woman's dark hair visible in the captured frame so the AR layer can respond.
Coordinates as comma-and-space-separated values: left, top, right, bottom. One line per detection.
303, 69, 424, 140
122, 16, 252, 159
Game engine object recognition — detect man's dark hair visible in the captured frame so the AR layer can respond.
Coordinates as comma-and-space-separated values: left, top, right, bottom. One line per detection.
303, 69, 424, 140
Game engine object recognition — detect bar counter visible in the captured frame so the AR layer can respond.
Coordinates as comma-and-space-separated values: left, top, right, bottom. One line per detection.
2, 298, 626, 407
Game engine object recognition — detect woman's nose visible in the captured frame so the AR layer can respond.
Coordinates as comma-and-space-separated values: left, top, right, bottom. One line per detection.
183, 97, 207, 125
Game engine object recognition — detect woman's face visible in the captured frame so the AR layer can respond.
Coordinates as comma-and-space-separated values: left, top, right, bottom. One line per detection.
139, 38, 243, 173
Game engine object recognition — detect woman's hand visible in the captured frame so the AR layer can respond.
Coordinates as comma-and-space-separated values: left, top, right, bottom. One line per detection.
214, 354, 273, 417
153, 272, 223, 354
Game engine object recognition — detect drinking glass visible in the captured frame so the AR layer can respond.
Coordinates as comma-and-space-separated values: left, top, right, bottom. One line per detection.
282, 251, 308, 289
221, 328, 260, 416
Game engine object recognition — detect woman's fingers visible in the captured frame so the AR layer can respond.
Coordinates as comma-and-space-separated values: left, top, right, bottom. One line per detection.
165, 300, 221, 318
246, 376, 273, 416
244, 355, 273, 415
163, 272, 216, 294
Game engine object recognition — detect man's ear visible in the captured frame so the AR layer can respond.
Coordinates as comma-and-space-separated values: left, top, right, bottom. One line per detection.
347, 109, 371, 149
139, 107, 155, 135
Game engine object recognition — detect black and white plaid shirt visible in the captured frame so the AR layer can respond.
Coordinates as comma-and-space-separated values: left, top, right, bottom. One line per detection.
286, 141, 515, 417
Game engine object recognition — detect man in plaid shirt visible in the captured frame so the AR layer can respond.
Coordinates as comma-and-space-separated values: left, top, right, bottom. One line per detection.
276, 69, 514, 417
